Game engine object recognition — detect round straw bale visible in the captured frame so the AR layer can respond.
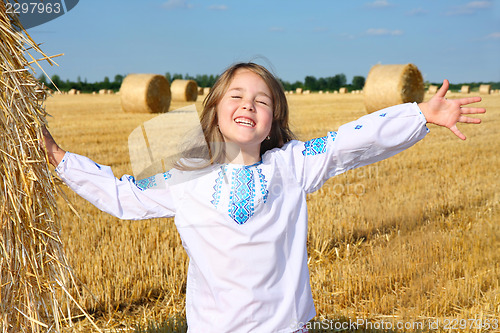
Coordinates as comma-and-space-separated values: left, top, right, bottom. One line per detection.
460, 85, 470, 94
364, 64, 424, 113
203, 87, 211, 95
479, 84, 491, 95
120, 74, 171, 113
339, 87, 347, 94
198, 87, 204, 95
296, 88, 303, 94
68, 88, 77, 95
171, 79, 198, 101
428, 85, 438, 94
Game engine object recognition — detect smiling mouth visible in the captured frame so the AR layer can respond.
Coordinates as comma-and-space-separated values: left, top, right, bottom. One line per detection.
234, 117, 255, 127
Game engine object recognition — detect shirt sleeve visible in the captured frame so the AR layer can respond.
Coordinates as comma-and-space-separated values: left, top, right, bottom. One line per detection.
55, 152, 177, 220
275, 102, 429, 193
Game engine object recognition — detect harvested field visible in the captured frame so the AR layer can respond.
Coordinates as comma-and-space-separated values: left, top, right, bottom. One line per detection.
44, 92, 499, 331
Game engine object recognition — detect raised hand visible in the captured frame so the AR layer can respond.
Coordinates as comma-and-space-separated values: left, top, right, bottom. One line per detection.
42, 126, 66, 166
418, 79, 486, 140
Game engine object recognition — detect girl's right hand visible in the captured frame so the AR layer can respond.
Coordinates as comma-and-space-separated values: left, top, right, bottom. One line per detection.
42, 126, 66, 167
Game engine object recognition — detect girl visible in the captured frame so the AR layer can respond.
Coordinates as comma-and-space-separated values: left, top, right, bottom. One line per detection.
43, 62, 485, 333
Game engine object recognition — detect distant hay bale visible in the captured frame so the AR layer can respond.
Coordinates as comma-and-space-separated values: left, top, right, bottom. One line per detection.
428, 85, 438, 94
198, 87, 204, 95
120, 74, 171, 113
339, 87, 347, 94
479, 84, 491, 95
171, 79, 198, 102
364, 63, 424, 113
107, 89, 113, 94
461, 85, 470, 94
99, 89, 107, 95
68, 88, 77, 95
203, 87, 211, 95
296, 88, 303, 94
304, 90, 311, 94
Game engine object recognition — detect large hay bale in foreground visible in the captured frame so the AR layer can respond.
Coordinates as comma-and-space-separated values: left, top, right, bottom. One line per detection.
364, 64, 424, 113
479, 84, 491, 95
120, 74, 171, 113
171, 79, 198, 102
0, 3, 98, 331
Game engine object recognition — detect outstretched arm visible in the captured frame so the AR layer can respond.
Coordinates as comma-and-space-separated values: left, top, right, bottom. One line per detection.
418, 79, 486, 140
42, 126, 66, 167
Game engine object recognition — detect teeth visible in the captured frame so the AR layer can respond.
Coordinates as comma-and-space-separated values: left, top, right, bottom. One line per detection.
234, 118, 255, 127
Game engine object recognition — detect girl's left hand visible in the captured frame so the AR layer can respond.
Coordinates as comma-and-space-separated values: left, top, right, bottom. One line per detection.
418, 79, 486, 140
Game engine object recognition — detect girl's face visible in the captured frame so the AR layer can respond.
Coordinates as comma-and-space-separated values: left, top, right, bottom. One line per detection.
217, 69, 273, 154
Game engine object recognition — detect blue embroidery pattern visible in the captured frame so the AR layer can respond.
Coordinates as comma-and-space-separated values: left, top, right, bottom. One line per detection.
256, 167, 269, 203
135, 175, 157, 191
301, 131, 337, 156
355, 125, 363, 129
163, 171, 172, 180
379, 113, 387, 117
302, 136, 327, 156
211, 166, 225, 208
228, 168, 255, 225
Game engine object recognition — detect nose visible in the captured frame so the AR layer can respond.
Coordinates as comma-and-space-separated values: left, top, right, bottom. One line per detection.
240, 98, 255, 112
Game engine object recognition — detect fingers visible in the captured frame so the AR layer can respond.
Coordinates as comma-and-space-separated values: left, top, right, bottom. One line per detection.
454, 96, 482, 106
450, 125, 466, 140
436, 79, 449, 98
458, 115, 482, 124
460, 107, 486, 115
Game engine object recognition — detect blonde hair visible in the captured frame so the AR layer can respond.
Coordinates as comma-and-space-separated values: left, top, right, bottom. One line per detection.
175, 62, 296, 170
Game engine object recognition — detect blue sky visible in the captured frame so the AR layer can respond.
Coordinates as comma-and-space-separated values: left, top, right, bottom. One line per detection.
28, 0, 500, 84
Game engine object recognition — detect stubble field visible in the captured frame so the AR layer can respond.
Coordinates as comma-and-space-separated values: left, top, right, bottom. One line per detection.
44, 91, 499, 332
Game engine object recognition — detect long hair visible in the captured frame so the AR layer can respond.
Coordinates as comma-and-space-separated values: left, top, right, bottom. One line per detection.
175, 62, 296, 170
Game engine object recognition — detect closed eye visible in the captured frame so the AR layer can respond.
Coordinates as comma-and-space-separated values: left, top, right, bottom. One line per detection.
231, 95, 241, 99
257, 100, 268, 105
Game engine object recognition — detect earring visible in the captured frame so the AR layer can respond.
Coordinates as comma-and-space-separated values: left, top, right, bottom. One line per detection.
266, 135, 271, 140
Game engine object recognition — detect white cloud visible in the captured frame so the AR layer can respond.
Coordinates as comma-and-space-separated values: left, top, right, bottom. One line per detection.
335, 32, 356, 40
365, 0, 392, 8
406, 8, 428, 16
162, 0, 193, 10
208, 5, 228, 11
485, 32, 500, 39
366, 28, 403, 36
269, 27, 284, 32
313, 27, 329, 33
446, 0, 492, 15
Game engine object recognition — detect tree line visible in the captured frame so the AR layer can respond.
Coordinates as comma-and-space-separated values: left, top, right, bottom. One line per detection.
38, 73, 498, 94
